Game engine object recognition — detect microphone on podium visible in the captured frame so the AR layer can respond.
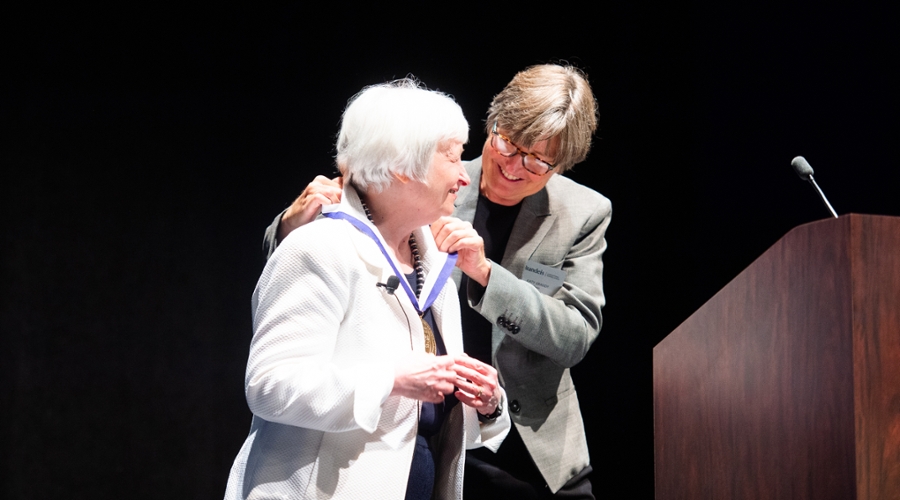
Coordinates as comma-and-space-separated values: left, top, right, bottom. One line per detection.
791, 156, 839, 218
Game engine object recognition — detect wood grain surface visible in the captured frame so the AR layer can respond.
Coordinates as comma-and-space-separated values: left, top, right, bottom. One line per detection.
654, 214, 900, 499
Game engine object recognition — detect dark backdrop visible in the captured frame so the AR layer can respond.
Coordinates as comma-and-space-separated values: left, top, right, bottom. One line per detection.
3, 3, 898, 498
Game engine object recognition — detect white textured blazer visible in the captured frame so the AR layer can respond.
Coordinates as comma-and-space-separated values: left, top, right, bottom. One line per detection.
226, 186, 510, 500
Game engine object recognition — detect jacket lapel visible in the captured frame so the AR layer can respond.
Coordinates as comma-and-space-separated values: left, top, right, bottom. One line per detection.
501, 186, 555, 277
414, 226, 462, 354
449, 159, 482, 288
333, 187, 397, 285
452, 156, 558, 286
428, 293, 462, 355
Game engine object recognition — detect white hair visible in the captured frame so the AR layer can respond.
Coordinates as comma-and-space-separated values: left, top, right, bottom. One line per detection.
336, 77, 468, 193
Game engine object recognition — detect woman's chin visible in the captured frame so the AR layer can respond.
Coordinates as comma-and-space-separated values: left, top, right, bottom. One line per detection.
438, 206, 455, 219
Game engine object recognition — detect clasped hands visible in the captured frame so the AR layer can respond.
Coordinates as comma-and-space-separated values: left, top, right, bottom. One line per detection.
391, 352, 501, 417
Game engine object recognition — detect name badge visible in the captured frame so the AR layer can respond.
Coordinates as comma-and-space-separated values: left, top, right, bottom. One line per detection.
522, 260, 566, 295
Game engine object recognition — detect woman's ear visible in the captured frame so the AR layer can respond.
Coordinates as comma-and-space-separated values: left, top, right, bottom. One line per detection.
393, 172, 410, 183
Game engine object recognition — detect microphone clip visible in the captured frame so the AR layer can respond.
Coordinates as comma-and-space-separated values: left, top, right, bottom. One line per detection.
376, 275, 401, 295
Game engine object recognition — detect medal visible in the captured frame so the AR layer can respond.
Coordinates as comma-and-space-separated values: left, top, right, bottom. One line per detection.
421, 315, 437, 355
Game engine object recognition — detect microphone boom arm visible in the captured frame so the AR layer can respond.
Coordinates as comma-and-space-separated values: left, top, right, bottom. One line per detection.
806, 174, 839, 219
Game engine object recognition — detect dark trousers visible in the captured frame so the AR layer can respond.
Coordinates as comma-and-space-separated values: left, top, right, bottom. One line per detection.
464, 425, 594, 499
405, 434, 434, 500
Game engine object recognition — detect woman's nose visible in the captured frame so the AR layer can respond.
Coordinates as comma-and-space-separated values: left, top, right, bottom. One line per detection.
459, 165, 471, 186
501, 153, 528, 176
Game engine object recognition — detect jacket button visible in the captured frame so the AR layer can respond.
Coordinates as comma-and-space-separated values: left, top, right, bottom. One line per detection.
511, 325, 520, 334
510, 399, 521, 413
497, 316, 508, 327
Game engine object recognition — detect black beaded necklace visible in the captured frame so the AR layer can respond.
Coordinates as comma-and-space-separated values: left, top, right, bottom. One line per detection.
360, 199, 435, 354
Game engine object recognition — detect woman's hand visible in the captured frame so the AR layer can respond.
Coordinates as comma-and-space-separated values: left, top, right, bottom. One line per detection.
430, 217, 492, 286
278, 176, 343, 241
390, 353, 459, 403
452, 354, 501, 416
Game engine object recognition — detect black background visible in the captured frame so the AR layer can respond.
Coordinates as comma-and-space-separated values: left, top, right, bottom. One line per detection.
3, 3, 898, 498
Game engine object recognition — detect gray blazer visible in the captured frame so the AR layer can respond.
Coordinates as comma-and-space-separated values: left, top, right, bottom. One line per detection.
453, 158, 610, 492
262, 157, 611, 492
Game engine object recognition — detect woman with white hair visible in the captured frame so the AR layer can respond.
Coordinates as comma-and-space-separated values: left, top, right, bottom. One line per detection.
224, 79, 510, 500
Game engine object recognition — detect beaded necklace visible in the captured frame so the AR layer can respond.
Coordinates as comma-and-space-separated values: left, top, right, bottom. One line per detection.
360, 199, 436, 354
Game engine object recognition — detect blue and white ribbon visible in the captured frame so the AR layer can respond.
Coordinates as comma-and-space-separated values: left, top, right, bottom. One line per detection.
323, 206, 457, 314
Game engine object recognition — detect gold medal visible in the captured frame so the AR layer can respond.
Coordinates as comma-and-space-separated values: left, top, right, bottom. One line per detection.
421, 315, 437, 354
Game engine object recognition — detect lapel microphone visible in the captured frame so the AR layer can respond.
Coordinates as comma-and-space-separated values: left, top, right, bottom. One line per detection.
376, 275, 401, 295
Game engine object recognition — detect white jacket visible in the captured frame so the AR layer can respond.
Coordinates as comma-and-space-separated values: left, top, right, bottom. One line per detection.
225, 187, 509, 499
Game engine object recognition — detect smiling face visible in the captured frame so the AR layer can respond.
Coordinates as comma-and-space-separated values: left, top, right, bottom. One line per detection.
411, 140, 470, 221
479, 129, 557, 206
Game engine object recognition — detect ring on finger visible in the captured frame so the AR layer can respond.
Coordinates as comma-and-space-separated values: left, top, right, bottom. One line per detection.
475, 387, 483, 399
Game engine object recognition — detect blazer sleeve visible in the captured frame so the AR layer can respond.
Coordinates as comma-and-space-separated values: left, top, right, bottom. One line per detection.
246, 226, 396, 433
261, 210, 285, 260
469, 196, 611, 368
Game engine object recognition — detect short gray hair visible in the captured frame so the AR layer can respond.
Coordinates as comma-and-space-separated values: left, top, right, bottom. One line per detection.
336, 78, 469, 193
485, 64, 598, 172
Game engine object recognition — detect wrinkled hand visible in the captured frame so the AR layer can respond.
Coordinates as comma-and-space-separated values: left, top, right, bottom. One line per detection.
452, 354, 501, 416
391, 353, 458, 403
278, 176, 343, 241
430, 216, 491, 286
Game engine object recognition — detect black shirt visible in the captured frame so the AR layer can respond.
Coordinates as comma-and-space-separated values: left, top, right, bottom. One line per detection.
458, 194, 523, 365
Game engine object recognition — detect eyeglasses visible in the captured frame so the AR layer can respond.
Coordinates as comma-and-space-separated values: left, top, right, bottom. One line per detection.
490, 122, 557, 176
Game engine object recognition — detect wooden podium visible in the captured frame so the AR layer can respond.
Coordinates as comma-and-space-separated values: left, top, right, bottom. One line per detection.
653, 214, 900, 499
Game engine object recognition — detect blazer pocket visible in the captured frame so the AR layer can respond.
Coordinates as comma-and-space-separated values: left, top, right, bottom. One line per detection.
543, 385, 574, 407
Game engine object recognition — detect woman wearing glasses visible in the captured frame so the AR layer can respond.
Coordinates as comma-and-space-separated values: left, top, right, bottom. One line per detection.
267, 65, 610, 499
